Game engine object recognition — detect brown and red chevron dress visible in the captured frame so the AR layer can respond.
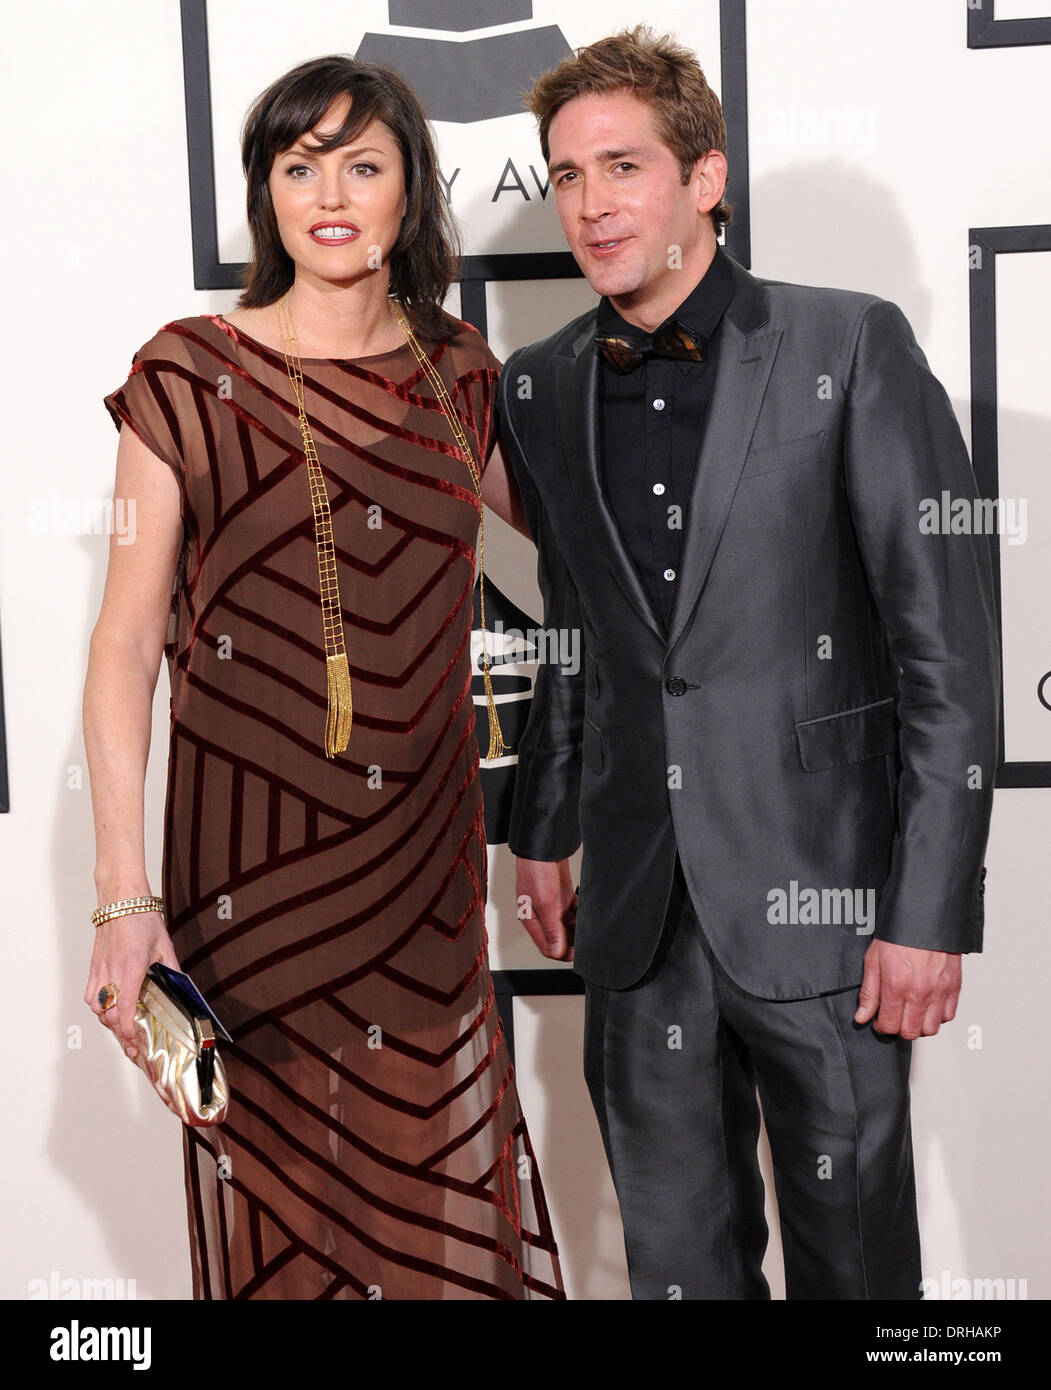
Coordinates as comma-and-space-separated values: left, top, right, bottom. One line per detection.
103, 312, 563, 1299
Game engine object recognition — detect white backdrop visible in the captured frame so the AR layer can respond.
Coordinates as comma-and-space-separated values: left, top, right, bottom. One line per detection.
1, 0, 1047, 1301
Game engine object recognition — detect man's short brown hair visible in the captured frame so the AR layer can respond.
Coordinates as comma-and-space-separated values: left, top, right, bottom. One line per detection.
525, 24, 731, 232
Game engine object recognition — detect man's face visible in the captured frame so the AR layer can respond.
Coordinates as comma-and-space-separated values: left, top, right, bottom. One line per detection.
547, 90, 722, 317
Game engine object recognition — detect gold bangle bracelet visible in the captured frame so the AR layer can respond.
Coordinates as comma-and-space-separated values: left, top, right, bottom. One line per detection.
91, 895, 165, 928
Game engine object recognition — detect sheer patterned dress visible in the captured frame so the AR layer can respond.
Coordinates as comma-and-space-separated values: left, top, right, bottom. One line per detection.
103, 311, 563, 1300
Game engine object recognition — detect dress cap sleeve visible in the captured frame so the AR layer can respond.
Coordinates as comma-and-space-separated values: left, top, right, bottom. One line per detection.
103, 325, 190, 497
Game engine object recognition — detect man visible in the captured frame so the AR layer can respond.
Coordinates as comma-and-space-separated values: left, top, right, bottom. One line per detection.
498, 25, 1000, 1299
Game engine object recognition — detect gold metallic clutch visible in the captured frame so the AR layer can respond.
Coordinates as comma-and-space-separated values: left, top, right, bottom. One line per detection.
132, 965, 230, 1127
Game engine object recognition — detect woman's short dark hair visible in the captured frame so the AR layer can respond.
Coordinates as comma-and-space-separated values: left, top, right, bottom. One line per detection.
238, 55, 461, 341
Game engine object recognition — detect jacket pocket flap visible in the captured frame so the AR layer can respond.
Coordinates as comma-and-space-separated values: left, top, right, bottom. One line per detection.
795, 697, 897, 771
741, 428, 826, 479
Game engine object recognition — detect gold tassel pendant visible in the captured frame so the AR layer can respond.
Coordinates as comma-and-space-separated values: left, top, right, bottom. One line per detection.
478, 581, 508, 762
482, 660, 508, 762
390, 300, 511, 765
324, 651, 353, 759
278, 290, 357, 760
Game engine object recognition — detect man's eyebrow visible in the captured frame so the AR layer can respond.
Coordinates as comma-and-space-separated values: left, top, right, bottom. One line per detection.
548, 146, 648, 174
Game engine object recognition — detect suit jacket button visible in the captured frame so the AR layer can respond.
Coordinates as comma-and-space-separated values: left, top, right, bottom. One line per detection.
665, 676, 688, 696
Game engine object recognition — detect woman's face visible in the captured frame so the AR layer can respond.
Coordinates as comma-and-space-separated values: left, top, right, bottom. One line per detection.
268, 96, 407, 289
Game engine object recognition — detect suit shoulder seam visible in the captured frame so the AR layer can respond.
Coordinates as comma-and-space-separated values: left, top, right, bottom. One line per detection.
843, 294, 891, 385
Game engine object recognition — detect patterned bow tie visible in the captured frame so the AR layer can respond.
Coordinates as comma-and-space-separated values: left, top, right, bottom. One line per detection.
594, 318, 705, 373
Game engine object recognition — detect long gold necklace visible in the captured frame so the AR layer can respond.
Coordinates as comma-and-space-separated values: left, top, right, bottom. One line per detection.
276, 290, 507, 761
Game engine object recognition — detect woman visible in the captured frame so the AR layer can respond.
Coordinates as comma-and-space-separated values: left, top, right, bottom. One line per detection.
83, 54, 564, 1300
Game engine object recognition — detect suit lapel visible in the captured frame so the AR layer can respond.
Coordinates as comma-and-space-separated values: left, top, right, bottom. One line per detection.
554, 324, 665, 642
552, 255, 782, 652
666, 266, 782, 650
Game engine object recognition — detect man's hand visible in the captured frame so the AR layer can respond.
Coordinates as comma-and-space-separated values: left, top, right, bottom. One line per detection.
854, 939, 962, 1039
516, 858, 577, 961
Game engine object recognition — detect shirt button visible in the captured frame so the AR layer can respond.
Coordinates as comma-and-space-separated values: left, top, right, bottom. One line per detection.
652, 482, 666, 495
663, 568, 676, 581
652, 398, 666, 411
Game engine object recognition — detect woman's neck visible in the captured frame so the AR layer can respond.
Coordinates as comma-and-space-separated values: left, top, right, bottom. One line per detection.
229, 272, 405, 358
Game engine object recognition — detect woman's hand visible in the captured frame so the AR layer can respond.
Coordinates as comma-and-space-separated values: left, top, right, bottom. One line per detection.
83, 420, 186, 1063
84, 912, 182, 1061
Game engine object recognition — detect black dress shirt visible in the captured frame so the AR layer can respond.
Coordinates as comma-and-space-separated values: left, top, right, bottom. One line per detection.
596, 245, 736, 631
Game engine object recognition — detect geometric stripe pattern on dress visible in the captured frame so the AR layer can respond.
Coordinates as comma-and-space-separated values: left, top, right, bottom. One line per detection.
104, 314, 564, 1298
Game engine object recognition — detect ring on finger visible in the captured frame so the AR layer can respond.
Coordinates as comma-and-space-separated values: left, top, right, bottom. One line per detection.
97, 982, 119, 1011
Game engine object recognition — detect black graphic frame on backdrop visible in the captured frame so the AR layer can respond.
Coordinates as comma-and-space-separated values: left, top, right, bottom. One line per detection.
178, 0, 751, 325
969, 223, 1051, 789
178, 0, 750, 1050
968, 0, 1051, 48
0, 621, 8, 813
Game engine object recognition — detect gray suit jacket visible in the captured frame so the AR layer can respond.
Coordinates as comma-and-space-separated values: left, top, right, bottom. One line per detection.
500, 253, 1000, 997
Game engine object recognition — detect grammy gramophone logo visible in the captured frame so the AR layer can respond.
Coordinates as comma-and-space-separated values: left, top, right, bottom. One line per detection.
469, 581, 546, 844
356, 2, 571, 123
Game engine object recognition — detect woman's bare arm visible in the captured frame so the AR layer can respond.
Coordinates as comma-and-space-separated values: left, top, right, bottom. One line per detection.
82, 424, 185, 1056
482, 439, 532, 539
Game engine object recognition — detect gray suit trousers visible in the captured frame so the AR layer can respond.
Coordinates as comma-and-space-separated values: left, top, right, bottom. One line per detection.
583, 854, 922, 1300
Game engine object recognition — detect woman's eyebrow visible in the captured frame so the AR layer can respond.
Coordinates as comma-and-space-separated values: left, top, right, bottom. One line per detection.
283, 143, 387, 158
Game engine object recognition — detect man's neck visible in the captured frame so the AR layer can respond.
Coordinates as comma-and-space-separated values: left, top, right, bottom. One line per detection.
608, 240, 719, 333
